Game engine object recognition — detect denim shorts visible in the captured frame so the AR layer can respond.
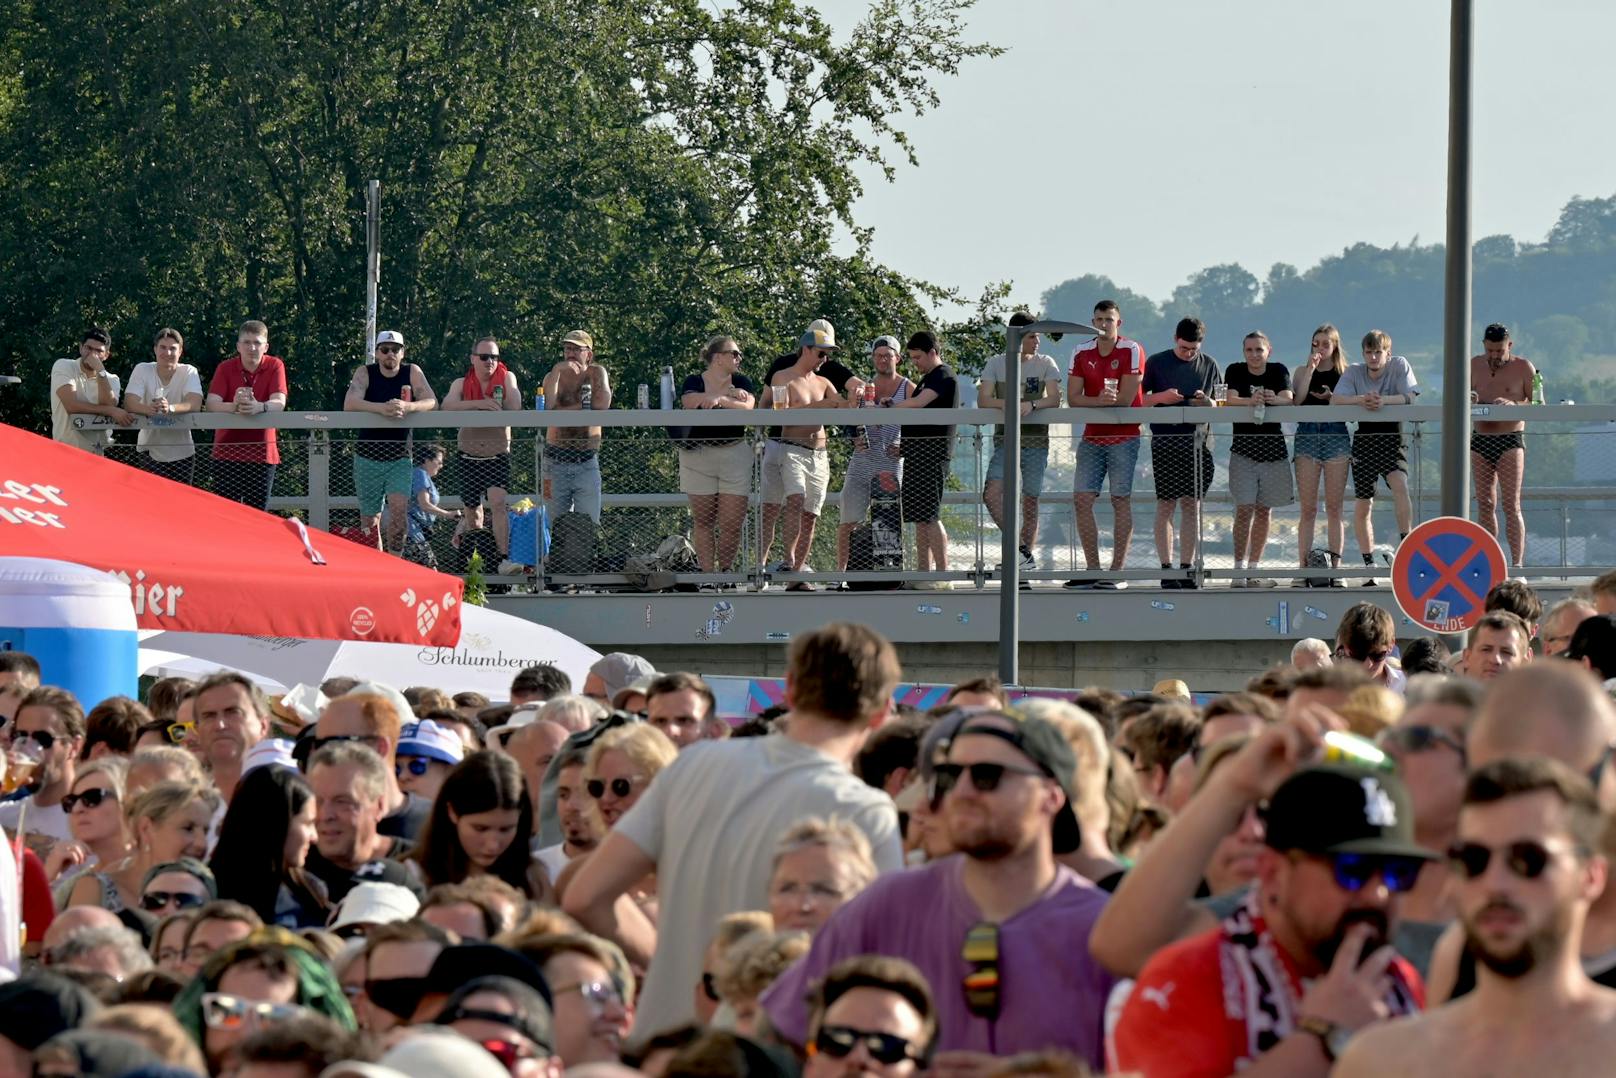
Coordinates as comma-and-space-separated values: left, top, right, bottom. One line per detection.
1293, 421, 1351, 462
985, 442, 1050, 496
1075, 438, 1141, 496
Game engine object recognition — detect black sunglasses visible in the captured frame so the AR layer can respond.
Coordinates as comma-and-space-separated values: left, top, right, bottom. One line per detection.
813, 1025, 924, 1067
473, 352, 500, 361
141, 890, 207, 912
1319, 851, 1426, 893
376, 344, 402, 353
587, 777, 639, 800
365, 976, 431, 1020
1448, 840, 1569, 881
16, 730, 56, 751
62, 788, 116, 813
929, 760, 1047, 809
1377, 724, 1466, 763
701, 972, 719, 1002
1336, 644, 1391, 664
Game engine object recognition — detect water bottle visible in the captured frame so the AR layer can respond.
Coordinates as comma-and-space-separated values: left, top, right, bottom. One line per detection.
579, 382, 593, 410
660, 367, 675, 410
1531, 371, 1545, 405
535, 386, 546, 410
1252, 387, 1266, 424
636, 384, 650, 410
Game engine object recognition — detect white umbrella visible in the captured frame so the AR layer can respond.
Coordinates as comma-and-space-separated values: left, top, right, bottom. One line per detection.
139, 603, 600, 702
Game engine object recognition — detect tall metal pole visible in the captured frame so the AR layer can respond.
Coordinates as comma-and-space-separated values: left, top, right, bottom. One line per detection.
1440, 0, 1473, 518
998, 329, 1025, 685
365, 180, 381, 361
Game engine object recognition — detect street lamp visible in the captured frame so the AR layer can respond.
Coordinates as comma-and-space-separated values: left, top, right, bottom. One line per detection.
998, 318, 1097, 685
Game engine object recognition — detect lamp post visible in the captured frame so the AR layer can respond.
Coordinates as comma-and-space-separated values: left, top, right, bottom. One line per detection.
1441, 0, 1473, 519
998, 319, 1098, 685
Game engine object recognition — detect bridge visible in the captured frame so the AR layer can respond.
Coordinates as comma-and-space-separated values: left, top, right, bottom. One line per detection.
73, 403, 1615, 690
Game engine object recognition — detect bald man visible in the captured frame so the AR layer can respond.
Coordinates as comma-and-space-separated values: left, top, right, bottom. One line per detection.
40, 907, 121, 959
1467, 662, 1616, 809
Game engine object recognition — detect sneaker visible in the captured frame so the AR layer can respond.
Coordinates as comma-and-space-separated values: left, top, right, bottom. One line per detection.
1094, 580, 1120, 590
1063, 578, 1096, 590
1231, 578, 1248, 589
1019, 550, 1037, 572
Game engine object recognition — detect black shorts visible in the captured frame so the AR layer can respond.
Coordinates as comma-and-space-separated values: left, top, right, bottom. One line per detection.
458, 452, 512, 505
1350, 433, 1407, 499
1470, 431, 1524, 466
1150, 438, 1214, 501
900, 455, 947, 523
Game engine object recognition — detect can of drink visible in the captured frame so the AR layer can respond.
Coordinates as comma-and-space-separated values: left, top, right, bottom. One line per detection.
637, 384, 650, 410
580, 382, 593, 410
400, 386, 412, 403
1320, 730, 1396, 773
492, 386, 505, 405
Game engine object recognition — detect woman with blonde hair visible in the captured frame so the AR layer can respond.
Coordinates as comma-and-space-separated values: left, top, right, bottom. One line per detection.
47, 757, 133, 901
1292, 323, 1352, 583
767, 817, 876, 935
678, 335, 757, 574
585, 722, 678, 829
65, 780, 217, 912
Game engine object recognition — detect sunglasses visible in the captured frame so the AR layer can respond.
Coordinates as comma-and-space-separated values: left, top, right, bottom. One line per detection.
1305, 851, 1426, 893
961, 921, 1000, 1018
166, 720, 195, 744
396, 757, 435, 778
1377, 724, 1466, 762
473, 352, 500, 362
480, 1038, 537, 1073
15, 730, 56, 751
376, 344, 402, 354
1448, 840, 1572, 881
812, 1025, 924, 1067
365, 976, 431, 1020
587, 776, 643, 800
554, 979, 622, 1009
701, 971, 720, 1002
62, 787, 116, 812
201, 992, 308, 1031
141, 889, 207, 912
929, 760, 1047, 808
1336, 645, 1391, 664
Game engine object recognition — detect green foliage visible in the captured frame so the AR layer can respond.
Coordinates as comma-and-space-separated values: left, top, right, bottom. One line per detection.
463, 550, 487, 606
0, 0, 999, 431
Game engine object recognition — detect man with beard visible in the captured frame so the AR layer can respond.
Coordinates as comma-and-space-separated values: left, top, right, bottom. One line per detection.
762, 711, 1117, 1070
1112, 763, 1433, 1076
344, 330, 437, 553
1335, 757, 1616, 1077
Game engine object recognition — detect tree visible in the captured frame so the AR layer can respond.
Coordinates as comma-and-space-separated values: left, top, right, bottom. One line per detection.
1040, 274, 1164, 349
1524, 314, 1590, 367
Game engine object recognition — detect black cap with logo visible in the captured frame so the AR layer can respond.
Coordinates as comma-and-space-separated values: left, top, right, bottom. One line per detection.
951, 712, 1083, 855
1262, 764, 1437, 860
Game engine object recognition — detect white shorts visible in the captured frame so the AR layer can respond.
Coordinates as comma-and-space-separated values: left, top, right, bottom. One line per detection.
678, 440, 753, 497
761, 440, 829, 516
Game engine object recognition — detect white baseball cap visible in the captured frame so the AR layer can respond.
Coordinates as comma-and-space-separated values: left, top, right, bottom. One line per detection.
376, 330, 405, 348
398, 720, 464, 766
241, 738, 298, 777
329, 881, 420, 933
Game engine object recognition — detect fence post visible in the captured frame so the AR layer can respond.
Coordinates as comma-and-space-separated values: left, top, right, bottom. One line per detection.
307, 430, 330, 532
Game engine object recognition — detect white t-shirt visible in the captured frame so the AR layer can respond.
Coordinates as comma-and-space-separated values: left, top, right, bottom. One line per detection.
533, 842, 571, 884
615, 733, 902, 1040
126, 362, 202, 461
49, 358, 119, 452
0, 795, 72, 848
978, 351, 1063, 403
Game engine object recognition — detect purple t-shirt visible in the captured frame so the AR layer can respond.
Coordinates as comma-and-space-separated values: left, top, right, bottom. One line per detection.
761, 856, 1118, 1067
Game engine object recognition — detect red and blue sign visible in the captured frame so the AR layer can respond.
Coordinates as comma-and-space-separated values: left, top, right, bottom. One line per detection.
1391, 516, 1507, 634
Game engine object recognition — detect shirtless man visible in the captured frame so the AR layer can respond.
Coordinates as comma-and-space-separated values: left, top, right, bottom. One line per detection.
1335, 756, 1616, 1078
1469, 323, 1535, 567
542, 330, 612, 523
759, 322, 845, 590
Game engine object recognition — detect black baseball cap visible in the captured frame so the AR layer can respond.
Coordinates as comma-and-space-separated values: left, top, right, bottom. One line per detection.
950, 712, 1082, 854
1566, 614, 1616, 682
1262, 764, 1436, 860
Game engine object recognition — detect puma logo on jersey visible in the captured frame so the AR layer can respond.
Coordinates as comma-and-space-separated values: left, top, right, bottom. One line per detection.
1140, 983, 1175, 1011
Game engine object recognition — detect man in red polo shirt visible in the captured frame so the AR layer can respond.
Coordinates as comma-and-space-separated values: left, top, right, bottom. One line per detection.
206, 319, 288, 511
1065, 299, 1145, 589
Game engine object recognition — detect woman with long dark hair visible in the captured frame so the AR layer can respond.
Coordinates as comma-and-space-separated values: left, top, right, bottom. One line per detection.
408, 751, 541, 896
208, 766, 325, 927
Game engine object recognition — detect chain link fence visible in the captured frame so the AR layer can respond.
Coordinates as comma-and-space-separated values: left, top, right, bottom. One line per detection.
78, 406, 1616, 590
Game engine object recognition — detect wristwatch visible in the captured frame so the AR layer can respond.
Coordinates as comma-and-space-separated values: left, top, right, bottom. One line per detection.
1296, 1015, 1352, 1061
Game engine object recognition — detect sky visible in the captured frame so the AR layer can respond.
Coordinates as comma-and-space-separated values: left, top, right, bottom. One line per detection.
816, 0, 1616, 314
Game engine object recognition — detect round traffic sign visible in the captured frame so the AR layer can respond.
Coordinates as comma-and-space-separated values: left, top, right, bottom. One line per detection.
1390, 516, 1508, 634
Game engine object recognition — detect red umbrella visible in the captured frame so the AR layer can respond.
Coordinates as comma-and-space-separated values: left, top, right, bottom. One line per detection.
0, 423, 462, 646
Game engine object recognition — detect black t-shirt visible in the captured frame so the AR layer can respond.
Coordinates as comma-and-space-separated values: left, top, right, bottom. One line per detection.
679, 372, 757, 446
303, 844, 413, 905
1141, 351, 1221, 435
378, 792, 430, 843
765, 353, 852, 440
1294, 363, 1342, 408
1225, 361, 1291, 462
900, 363, 958, 460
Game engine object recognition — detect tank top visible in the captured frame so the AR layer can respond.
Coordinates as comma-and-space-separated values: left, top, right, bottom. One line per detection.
360, 362, 414, 460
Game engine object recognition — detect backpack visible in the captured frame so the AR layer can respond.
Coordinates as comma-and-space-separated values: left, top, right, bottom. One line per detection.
545, 511, 601, 575
1303, 547, 1332, 587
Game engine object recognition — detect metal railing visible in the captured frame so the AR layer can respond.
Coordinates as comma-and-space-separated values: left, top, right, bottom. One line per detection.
72, 403, 1616, 590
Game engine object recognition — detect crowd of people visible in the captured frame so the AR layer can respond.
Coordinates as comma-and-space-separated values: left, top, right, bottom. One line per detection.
47, 303, 1547, 588
0, 571, 1614, 1076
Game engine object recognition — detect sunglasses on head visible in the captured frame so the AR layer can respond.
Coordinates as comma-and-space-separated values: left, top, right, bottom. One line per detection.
1377, 724, 1466, 762
201, 992, 308, 1031
364, 976, 431, 1020
62, 787, 116, 813
1308, 851, 1426, 893
929, 760, 1047, 809
141, 889, 207, 912
396, 757, 434, 777
15, 730, 56, 751
812, 1025, 925, 1067
1448, 840, 1572, 881
587, 777, 641, 800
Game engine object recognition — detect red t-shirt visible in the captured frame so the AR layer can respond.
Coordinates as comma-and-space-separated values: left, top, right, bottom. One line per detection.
209, 355, 289, 464
1111, 921, 1425, 1077
1070, 337, 1145, 444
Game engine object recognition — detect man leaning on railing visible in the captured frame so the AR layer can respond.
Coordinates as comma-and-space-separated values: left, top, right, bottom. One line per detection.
204, 319, 287, 512
343, 330, 437, 554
